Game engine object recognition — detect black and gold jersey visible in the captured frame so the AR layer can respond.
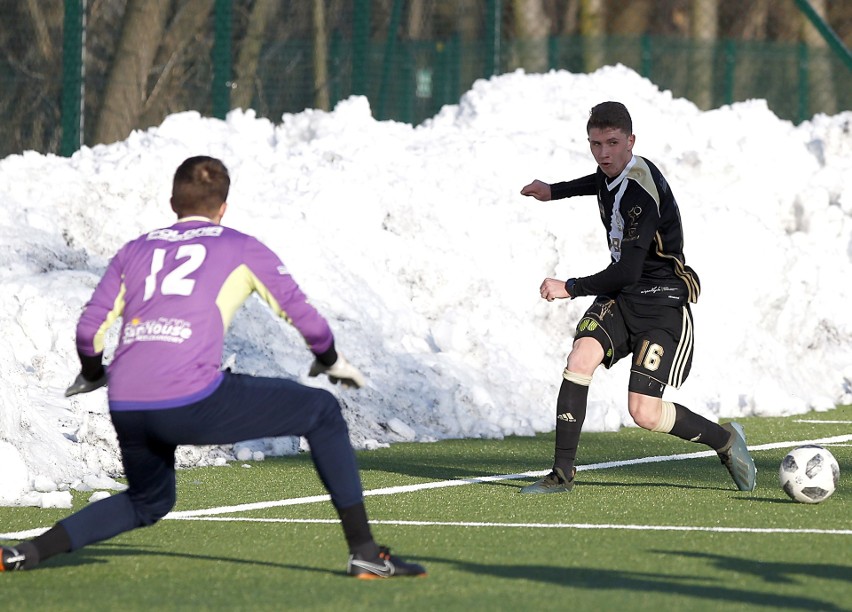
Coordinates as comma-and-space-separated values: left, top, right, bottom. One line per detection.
550, 155, 700, 304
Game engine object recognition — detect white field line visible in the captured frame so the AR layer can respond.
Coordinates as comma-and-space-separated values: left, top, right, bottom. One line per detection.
2, 433, 850, 541
164, 434, 852, 519
168, 516, 852, 536
0, 528, 50, 539
793, 420, 852, 424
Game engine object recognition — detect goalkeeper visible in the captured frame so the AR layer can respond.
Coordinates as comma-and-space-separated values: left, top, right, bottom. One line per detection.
1, 156, 425, 579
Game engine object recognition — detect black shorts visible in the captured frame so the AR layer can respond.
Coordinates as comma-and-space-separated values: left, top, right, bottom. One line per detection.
574, 294, 694, 394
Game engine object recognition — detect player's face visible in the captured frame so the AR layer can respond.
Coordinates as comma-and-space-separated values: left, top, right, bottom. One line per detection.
588, 127, 635, 178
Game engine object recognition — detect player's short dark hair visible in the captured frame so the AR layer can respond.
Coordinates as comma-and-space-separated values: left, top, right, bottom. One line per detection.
587, 101, 632, 135
171, 156, 230, 217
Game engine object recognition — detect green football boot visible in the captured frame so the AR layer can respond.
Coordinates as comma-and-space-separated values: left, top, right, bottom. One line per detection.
718, 422, 757, 491
518, 467, 576, 494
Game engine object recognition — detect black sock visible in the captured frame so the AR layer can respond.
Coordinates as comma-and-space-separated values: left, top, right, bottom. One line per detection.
21, 523, 72, 569
669, 403, 729, 450
554, 376, 589, 476
335, 502, 378, 558
15, 542, 39, 570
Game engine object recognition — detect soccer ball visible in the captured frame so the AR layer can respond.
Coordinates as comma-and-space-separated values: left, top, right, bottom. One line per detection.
778, 445, 840, 504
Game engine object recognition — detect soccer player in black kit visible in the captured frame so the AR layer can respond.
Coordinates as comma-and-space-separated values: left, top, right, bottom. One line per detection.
518, 101, 756, 494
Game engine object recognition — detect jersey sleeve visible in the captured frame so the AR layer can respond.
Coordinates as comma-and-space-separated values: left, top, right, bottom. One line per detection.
550, 174, 597, 200
571, 243, 646, 297
241, 237, 335, 355
75, 247, 128, 357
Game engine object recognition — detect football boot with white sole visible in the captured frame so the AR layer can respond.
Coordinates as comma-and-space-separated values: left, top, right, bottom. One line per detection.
718, 422, 757, 491
0, 546, 27, 572
347, 546, 426, 579
518, 466, 576, 494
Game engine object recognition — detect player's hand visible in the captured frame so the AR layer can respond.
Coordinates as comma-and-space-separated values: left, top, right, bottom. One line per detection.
540, 277, 571, 302
309, 354, 366, 388
64, 372, 108, 397
520, 179, 552, 201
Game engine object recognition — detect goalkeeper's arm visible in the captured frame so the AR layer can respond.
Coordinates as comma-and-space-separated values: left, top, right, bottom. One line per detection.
308, 343, 366, 388
65, 351, 107, 397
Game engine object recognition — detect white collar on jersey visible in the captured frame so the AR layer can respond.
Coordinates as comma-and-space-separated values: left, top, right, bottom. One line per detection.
605, 154, 637, 191
176, 215, 216, 223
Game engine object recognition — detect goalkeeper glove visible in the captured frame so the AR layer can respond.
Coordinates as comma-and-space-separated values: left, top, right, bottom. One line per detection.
309, 354, 365, 388
65, 371, 107, 397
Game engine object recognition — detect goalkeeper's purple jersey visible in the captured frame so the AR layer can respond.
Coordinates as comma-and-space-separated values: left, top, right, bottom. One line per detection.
75, 217, 334, 411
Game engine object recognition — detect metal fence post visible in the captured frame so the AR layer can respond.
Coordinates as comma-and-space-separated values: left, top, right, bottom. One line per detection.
722, 39, 736, 106
61, 0, 86, 157
377, 0, 404, 119
353, 0, 371, 96
797, 42, 810, 123
212, 0, 232, 120
640, 34, 652, 78
486, 0, 501, 76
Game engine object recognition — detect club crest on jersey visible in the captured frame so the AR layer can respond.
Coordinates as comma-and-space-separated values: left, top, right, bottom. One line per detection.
625, 205, 642, 241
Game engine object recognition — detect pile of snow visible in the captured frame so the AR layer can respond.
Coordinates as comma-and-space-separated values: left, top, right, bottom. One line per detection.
1, 65, 850, 507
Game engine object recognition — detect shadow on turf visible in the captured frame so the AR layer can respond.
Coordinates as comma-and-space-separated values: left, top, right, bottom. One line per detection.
735, 496, 801, 504
657, 550, 851, 586
353, 441, 754, 493
354, 457, 737, 492
38, 542, 340, 576
356, 455, 533, 482
284, 447, 530, 484
510, 476, 738, 493
415, 555, 845, 610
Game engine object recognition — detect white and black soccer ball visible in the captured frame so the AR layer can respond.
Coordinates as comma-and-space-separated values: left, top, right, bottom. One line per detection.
779, 445, 840, 504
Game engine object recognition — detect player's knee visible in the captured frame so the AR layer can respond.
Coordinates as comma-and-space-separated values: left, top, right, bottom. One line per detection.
132, 488, 177, 526
140, 499, 175, 527
629, 405, 658, 430
627, 393, 662, 430
311, 388, 346, 428
566, 338, 603, 375
314, 388, 341, 413
627, 371, 666, 430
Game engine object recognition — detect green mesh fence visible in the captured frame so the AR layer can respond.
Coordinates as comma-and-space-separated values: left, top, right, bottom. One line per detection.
235, 33, 851, 127
0, 0, 849, 159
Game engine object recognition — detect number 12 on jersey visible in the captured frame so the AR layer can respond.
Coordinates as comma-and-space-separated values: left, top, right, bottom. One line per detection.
143, 244, 207, 301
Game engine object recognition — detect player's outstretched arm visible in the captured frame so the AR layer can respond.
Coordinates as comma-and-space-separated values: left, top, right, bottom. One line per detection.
520, 179, 552, 201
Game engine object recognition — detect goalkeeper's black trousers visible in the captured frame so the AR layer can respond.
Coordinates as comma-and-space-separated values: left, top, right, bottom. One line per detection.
59, 370, 363, 551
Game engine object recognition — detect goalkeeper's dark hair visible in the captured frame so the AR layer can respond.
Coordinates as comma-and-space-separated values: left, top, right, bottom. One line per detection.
587, 101, 632, 135
171, 156, 230, 217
